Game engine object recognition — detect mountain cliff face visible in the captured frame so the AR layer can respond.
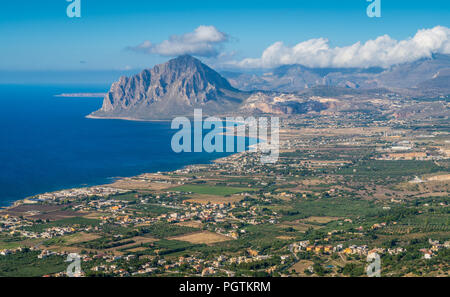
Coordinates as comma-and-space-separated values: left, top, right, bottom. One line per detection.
90, 55, 246, 120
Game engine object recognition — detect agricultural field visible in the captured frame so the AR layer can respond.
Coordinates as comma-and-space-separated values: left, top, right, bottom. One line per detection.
185, 194, 243, 205
169, 231, 232, 245
0, 250, 66, 277
0, 110, 448, 277
171, 185, 255, 196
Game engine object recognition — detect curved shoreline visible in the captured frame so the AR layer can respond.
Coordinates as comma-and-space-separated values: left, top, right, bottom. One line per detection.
1, 156, 226, 209
3, 138, 260, 210
3, 112, 268, 210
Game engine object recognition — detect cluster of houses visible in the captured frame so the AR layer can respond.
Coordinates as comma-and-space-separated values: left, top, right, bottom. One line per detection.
23, 187, 129, 205
420, 239, 450, 260
0, 247, 24, 256
132, 252, 277, 277
0, 214, 83, 239
90, 264, 131, 276
290, 241, 337, 255
290, 240, 406, 257
0, 215, 32, 232
11, 225, 87, 239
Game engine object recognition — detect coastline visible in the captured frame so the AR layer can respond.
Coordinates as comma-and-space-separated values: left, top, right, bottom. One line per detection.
4, 149, 248, 210
3, 128, 264, 210
55, 93, 107, 98
86, 114, 171, 122
3, 111, 270, 210
87, 115, 270, 142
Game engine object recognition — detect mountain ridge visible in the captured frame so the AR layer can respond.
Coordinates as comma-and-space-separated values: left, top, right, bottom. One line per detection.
90, 54, 450, 121
221, 54, 450, 93
90, 55, 246, 120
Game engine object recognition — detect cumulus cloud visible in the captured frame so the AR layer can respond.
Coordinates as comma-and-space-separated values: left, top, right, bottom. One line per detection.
231, 26, 450, 69
128, 25, 228, 57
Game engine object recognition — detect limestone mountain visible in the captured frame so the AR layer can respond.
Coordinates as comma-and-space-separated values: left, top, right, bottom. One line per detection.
89, 55, 247, 120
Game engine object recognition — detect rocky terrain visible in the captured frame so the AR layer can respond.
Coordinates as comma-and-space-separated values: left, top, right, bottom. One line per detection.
89, 55, 247, 120
90, 55, 450, 120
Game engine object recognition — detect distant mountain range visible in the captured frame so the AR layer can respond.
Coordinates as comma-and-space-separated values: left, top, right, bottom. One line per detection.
221, 54, 450, 93
90, 54, 450, 120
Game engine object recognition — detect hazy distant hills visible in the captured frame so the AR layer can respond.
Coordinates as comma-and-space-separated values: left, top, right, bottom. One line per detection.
418, 68, 450, 91
222, 54, 450, 93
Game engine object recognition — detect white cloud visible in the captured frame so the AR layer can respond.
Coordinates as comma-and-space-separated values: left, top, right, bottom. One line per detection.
231, 26, 450, 69
128, 25, 228, 57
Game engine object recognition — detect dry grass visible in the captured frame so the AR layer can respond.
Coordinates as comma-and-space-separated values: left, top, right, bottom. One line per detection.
109, 173, 179, 191
425, 174, 450, 182
296, 127, 389, 137
289, 260, 314, 275
82, 212, 105, 219
64, 232, 101, 244
169, 231, 232, 245
126, 247, 150, 253
176, 221, 204, 228
276, 236, 295, 240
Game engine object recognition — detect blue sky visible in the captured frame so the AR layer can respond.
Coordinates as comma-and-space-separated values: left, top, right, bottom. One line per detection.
0, 0, 449, 71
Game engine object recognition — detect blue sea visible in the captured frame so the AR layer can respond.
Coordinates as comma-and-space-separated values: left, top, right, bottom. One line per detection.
0, 84, 247, 207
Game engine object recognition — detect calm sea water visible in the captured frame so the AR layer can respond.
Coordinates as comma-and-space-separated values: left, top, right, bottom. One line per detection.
0, 84, 244, 207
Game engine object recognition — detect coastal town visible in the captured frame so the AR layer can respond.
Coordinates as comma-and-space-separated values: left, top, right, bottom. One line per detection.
0, 94, 449, 277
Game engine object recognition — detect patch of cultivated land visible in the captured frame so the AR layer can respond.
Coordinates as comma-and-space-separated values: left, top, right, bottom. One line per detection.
126, 247, 149, 253
0, 204, 88, 221
64, 232, 101, 245
0, 238, 42, 250
171, 184, 255, 196
279, 221, 322, 232
46, 245, 101, 255
276, 235, 295, 240
169, 231, 232, 245
289, 260, 314, 275
29, 210, 87, 221
175, 221, 204, 228
2, 204, 61, 213
301, 216, 341, 224
425, 173, 450, 182
110, 178, 175, 191
82, 212, 104, 219
185, 194, 243, 205
106, 236, 158, 252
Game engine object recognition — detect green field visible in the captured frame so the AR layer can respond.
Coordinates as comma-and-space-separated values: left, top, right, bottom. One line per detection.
141, 222, 199, 239
0, 250, 66, 277
338, 160, 442, 179
171, 184, 255, 196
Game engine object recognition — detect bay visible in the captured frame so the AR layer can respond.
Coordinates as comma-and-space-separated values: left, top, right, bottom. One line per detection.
0, 84, 245, 206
